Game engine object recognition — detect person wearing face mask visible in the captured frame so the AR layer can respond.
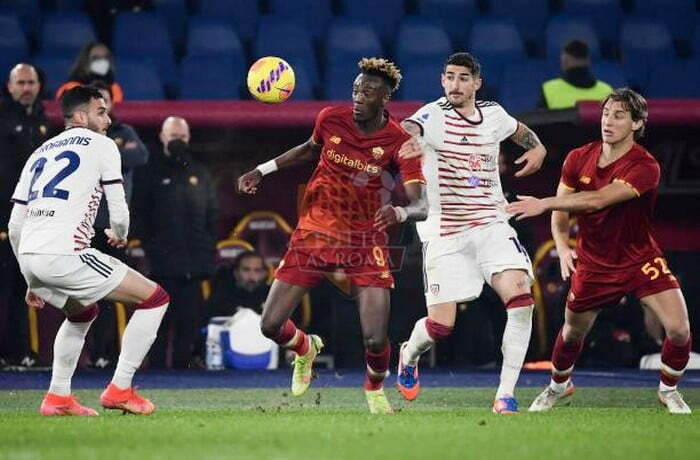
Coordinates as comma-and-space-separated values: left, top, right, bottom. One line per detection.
0, 63, 51, 369
133, 116, 218, 369
55, 42, 124, 103
88, 81, 149, 369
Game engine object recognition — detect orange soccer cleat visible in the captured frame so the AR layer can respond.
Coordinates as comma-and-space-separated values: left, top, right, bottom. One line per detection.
40, 392, 99, 416
100, 383, 156, 415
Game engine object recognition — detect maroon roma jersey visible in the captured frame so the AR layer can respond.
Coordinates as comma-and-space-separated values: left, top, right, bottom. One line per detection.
560, 140, 662, 272
297, 106, 425, 243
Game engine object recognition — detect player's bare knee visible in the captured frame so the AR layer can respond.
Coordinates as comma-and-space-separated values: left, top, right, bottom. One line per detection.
562, 323, 587, 343
666, 323, 691, 345
260, 316, 283, 339
363, 336, 387, 352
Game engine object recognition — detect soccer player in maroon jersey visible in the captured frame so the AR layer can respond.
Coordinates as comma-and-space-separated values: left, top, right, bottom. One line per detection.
506, 88, 692, 414
238, 58, 427, 413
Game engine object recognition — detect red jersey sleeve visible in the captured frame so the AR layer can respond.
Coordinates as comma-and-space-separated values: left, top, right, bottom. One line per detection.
311, 107, 332, 145
560, 149, 581, 190
398, 155, 425, 185
614, 159, 660, 197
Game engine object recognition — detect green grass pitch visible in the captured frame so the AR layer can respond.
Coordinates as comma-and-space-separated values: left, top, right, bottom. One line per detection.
1, 387, 698, 460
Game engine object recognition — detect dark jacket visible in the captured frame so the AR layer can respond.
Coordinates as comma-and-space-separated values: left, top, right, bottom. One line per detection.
134, 148, 218, 279
0, 97, 51, 228
205, 270, 269, 318
94, 117, 149, 229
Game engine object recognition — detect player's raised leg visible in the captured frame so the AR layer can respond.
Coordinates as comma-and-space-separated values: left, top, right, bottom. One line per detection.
529, 308, 597, 412
640, 289, 692, 414
398, 302, 455, 401
100, 268, 169, 415
357, 286, 393, 414
490, 269, 535, 414
260, 279, 322, 396
40, 299, 100, 416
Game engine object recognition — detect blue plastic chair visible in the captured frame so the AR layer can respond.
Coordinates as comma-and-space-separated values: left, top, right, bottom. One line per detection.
0, 14, 29, 78
324, 19, 384, 73
116, 58, 165, 100
563, 0, 622, 49
645, 59, 700, 98
620, 16, 674, 89
418, 0, 476, 48
186, 16, 246, 61
633, 0, 695, 44
591, 60, 627, 89
268, 0, 332, 42
488, 0, 549, 53
468, 15, 526, 78
398, 60, 445, 102
499, 59, 550, 114
32, 54, 73, 95
339, 0, 404, 45
0, 0, 40, 41
179, 55, 242, 99
395, 17, 453, 66
40, 12, 96, 57
152, 0, 188, 52
195, 0, 259, 43
545, 14, 601, 61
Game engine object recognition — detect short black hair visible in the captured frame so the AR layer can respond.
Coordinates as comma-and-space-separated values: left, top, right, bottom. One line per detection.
563, 40, 589, 59
358, 57, 402, 92
233, 250, 265, 271
601, 87, 648, 140
88, 79, 113, 99
443, 52, 481, 77
60, 85, 103, 119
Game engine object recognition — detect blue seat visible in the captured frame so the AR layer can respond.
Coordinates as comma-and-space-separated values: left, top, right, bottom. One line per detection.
0, 0, 40, 41
284, 62, 315, 100
398, 59, 445, 102
0, 14, 29, 78
418, 0, 476, 48
633, 0, 695, 44
152, 0, 187, 52
32, 54, 73, 95
50, 0, 85, 9
322, 60, 358, 100
40, 12, 95, 57
116, 58, 165, 100
645, 59, 700, 98
545, 14, 601, 61
563, 0, 622, 50
591, 60, 627, 89
186, 16, 245, 62
324, 19, 383, 73
395, 17, 452, 66
620, 16, 674, 89
339, 0, 404, 46
254, 16, 318, 87
694, 19, 700, 58
468, 15, 526, 77
113, 12, 177, 88
268, 0, 331, 42
489, 0, 549, 53
179, 55, 241, 99
195, 0, 259, 44
499, 59, 550, 114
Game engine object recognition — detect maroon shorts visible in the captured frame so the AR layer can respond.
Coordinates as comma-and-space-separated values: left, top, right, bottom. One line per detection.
275, 230, 395, 289
566, 256, 680, 312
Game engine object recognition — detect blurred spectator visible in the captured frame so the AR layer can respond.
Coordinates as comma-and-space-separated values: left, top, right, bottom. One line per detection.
89, 80, 149, 368
203, 251, 271, 369
135, 116, 218, 368
540, 40, 612, 109
55, 42, 124, 103
0, 64, 51, 369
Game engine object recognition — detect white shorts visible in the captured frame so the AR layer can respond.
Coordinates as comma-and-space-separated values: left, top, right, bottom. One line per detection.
422, 222, 533, 306
18, 248, 128, 309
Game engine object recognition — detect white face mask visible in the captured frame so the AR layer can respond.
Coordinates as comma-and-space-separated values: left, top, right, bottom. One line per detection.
89, 58, 110, 76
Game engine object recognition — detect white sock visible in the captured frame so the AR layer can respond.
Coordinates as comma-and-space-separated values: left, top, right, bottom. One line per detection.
495, 306, 533, 399
659, 381, 677, 392
48, 318, 94, 396
404, 317, 434, 365
111, 304, 168, 389
549, 378, 570, 393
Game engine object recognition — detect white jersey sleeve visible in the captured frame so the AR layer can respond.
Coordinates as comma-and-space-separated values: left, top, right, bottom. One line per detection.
98, 137, 129, 240
10, 154, 35, 205
406, 102, 443, 148
492, 103, 518, 142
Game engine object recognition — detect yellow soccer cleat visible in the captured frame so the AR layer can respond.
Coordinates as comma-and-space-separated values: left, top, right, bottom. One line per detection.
291, 334, 324, 397
365, 388, 393, 414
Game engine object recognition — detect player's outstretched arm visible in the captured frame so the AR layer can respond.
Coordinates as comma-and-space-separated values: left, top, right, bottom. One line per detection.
374, 183, 428, 231
7, 203, 26, 258
509, 122, 547, 177
238, 139, 322, 195
550, 183, 577, 280
506, 180, 638, 220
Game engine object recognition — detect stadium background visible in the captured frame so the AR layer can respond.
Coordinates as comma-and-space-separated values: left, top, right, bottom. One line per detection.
0, 0, 699, 369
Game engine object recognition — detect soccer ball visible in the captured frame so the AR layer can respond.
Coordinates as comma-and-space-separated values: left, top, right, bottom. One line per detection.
247, 56, 295, 103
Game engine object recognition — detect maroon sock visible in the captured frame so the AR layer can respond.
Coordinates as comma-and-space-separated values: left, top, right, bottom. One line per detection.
425, 318, 453, 341
274, 319, 309, 355
660, 335, 691, 387
551, 331, 583, 383
364, 343, 391, 391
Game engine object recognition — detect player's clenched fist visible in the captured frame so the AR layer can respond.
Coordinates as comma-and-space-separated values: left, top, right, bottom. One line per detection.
238, 169, 262, 194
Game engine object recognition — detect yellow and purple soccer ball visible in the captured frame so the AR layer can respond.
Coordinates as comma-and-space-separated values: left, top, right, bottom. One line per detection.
247, 56, 296, 103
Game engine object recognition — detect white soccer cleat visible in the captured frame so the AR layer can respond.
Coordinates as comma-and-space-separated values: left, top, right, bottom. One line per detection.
658, 390, 692, 414
528, 381, 575, 412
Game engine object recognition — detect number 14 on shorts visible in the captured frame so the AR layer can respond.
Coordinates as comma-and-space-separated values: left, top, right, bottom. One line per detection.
641, 257, 676, 281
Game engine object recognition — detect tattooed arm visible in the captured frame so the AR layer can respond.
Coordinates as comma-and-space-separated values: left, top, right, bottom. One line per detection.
509, 122, 547, 177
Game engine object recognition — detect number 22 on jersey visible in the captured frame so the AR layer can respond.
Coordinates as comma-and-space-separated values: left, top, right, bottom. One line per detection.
27, 151, 81, 202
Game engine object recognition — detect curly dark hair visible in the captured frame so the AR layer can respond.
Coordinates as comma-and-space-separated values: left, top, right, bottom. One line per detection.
601, 88, 648, 140
358, 57, 402, 92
